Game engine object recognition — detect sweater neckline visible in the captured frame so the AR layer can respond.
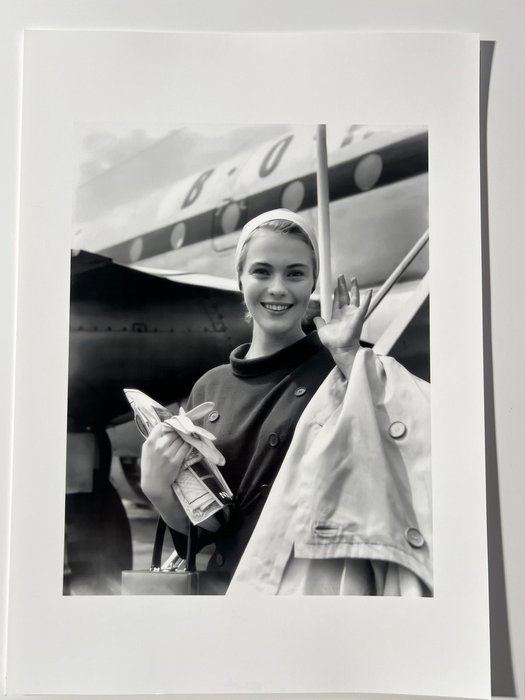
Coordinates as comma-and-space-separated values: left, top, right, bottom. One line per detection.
230, 332, 324, 378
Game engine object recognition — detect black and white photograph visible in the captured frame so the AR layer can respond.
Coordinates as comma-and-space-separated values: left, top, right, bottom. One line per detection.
5, 30, 490, 697
65, 122, 431, 596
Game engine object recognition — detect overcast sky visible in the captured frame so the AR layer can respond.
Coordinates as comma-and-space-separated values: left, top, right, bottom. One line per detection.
74, 123, 292, 221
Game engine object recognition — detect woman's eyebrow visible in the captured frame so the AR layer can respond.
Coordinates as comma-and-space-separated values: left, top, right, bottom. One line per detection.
248, 261, 272, 268
247, 261, 309, 269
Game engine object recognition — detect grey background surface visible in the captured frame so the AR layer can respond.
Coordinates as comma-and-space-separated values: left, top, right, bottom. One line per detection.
1, 2, 523, 699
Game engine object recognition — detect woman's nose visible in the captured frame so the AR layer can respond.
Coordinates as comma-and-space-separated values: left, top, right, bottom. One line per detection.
268, 275, 287, 296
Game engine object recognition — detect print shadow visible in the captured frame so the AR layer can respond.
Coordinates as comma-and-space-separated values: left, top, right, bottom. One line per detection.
480, 39, 517, 698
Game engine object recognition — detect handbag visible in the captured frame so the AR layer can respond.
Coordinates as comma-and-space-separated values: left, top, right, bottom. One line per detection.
121, 517, 229, 595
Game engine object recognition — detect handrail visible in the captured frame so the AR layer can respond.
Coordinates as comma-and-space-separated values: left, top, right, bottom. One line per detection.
365, 229, 429, 320
373, 272, 429, 356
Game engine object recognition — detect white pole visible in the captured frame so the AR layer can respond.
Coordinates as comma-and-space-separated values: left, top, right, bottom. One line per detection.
316, 124, 333, 321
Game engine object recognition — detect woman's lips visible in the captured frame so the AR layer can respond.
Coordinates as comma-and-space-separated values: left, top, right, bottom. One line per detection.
261, 302, 294, 314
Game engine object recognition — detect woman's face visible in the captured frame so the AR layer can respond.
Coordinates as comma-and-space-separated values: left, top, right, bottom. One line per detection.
239, 229, 315, 341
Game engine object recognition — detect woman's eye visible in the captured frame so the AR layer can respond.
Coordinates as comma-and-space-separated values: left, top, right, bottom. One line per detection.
252, 268, 270, 276
288, 270, 305, 278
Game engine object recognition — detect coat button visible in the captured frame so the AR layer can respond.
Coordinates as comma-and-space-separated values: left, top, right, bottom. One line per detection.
389, 421, 406, 439
294, 387, 306, 397
268, 433, 280, 447
208, 411, 219, 422
215, 553, 224, 567
405, 527, 425, 548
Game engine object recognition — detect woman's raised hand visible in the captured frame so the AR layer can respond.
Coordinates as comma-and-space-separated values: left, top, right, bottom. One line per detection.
313, 275, 372, 377
140, 422, 193, 499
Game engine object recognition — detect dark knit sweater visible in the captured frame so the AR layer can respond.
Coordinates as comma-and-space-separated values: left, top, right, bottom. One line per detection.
184, 331, 334, 582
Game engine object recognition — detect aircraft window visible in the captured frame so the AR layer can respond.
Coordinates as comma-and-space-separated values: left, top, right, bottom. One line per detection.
170, 222, 186, 250
221, 202, 241, 234
281, 180, 305, 212
129, 237, 143, 263
354, 154, 383, 191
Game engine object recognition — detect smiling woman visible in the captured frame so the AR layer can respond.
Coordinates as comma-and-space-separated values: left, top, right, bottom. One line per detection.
140, 208, 386, 594
240, 225, 316, 356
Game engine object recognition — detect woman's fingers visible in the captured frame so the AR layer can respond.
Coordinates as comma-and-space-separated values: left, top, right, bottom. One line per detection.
349, 276, 360, 307
337, 274, 351, 308
334, 274, 361, 310
145, 422, 186, 454
330, 285, 340, 318
357, 288, 373, 321
167, 439, 192, 462
319, 277, 369, 327
143, 421, 164, 445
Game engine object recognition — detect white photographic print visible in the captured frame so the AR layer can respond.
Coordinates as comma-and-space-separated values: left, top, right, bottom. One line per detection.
6, 31, 489, 697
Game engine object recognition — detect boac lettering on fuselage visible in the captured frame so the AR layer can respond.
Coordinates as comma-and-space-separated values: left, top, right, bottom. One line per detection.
258, 134, 294, 178
182, 169, 215, 209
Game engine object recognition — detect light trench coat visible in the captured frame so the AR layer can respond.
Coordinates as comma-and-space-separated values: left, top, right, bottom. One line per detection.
227, 348, 432, 596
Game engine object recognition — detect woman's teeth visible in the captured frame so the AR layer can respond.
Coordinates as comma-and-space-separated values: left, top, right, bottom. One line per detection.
262, 303, 293, 312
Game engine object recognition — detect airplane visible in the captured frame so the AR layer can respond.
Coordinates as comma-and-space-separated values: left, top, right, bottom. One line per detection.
65, 124, 429, 594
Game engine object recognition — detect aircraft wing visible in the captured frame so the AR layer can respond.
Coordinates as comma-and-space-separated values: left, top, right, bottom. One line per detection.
130, 264, 242, 292
68, 250, 248, 430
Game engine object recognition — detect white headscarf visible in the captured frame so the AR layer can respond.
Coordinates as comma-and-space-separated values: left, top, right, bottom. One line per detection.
235, 208, 320, 286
